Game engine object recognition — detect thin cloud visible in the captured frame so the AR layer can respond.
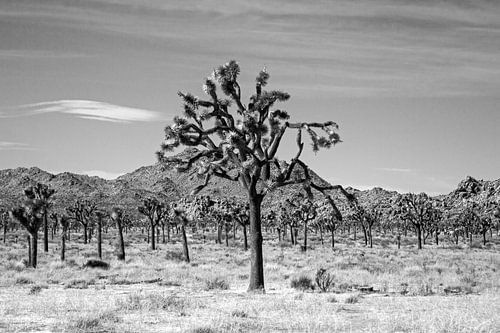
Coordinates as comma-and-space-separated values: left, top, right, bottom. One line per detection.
376, 167, 414, 173
0, 141, 35, 151
4, 100, 168, 123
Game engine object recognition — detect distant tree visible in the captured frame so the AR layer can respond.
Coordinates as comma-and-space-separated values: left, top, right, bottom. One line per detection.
110, 208, 125, 260
59, 215, 70, 261
10, 193, 47, 268
23, 183, 55, 252
172, 204, 191, 263
67, 200, 97, 244
286, 192, 317, 252
138, 198, 168, 250
396, 193, 439, 250
157, 60, 350, 291
0, 209, 10, 243
315, 198, 343, 248
95, 210, 107, 259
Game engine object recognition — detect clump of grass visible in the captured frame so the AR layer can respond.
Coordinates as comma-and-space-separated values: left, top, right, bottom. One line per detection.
188, 327, 217, 333
67, 310, 119, 332
231, 310, 248, 318
82, 259, 110, 270
290, 275, 314, 291
15, 276, 33, 285
204, 277, 230, 291
327, 295, 338, 303
28, 285, 45, 295
345, 294, 360, 304
115, 292, 188, 312
64, 278, 95, 289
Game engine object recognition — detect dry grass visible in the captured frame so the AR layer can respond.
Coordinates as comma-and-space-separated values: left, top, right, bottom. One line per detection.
0, 230, 499, 332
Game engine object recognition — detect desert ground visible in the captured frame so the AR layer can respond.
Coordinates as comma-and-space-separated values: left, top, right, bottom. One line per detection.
1, 231, 499, 333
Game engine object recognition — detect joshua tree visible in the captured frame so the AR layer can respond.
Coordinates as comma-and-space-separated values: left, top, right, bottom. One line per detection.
315, 198, 343, 248
1, 209, 10, 243
95, 210, 106, 259
10, 197, 46, 268
67, 200, 97, 244
157, 60, 350, 291
286, 192, 317, 251
138, 198, 168, 250
59, 215, 70, 261
24, 183, 55, 252
110, 208, 125, 260
172, 205, 191, 263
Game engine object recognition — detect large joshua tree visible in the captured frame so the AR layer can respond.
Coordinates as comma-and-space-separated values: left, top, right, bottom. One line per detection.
157, 60, 349, 292
25, 183, 55, 252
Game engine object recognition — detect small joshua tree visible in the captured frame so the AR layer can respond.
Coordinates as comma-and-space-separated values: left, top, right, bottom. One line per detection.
286, 192, 318, 252
173, 207, 191, 263
59, 215, 70, 261
95, 210, 107, 259
315, 268, 334, 292
10, 197, 46, 268
138, 198, 168, 250
110, 208, 125, 260
1, 209, 10, 243
24, 183, 55, 252
67, 200, 96, 244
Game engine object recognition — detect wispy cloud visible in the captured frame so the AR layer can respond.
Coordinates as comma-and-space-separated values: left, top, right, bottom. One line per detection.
2, 100, 169, 123
0, 141, 35, 151
0, 49, 91, 59
376, 167, 414, 173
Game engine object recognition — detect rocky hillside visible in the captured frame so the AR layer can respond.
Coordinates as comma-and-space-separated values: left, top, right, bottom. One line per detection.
0, 149, 498, 217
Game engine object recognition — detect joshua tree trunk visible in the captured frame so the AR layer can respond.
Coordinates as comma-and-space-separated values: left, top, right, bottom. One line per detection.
162, 224, 166, 243
320, 225, 324, 245
27, 235, 31, 267
243, 224, 248, 251
225, 223, 229, 247
83, 224, 88, 244
483, 230, 487, 245
61, 229, 66, 261
290, 225, 294, 244
29, 233, 37, 268
116, 220, 125, 261
361, 224, 368, 246
3, 223, 7, 243
217, 223, 222, 244
435, 229, 439, 246
150, 221, 156, 250
331, 228, 335, 248
43, 212, 49, 252
181, 225, 190, 263
353, 224, 357, 240
416, 224, 423, 250
368, 224, 373, 248
248, 192, 264, 292
233, 222, 237, 245
302, 221, 308, 252
97, 216, 102, 259
397, 234, 401, 249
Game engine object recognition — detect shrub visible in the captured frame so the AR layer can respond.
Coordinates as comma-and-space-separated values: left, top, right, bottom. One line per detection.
15, 276, 33, 285
82, 259, 110, 270
327, 295, 338, 303
231, 310, 248, 318
290, 275, 314, 291
204, 277, 230, 291
188, 327, 217, 333
345, 294, 360, 304
28, 285, 43, 295
315, 268, 334, 292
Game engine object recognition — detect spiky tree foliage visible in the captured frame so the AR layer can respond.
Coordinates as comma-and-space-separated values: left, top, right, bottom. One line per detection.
110, 207, 125, 260
66, 200, 97, 244
10, 197, 46, 268
286, 192, 318, 251
138, 198, 168, 250
157, 60, 351, 291
24, 183, 55, 252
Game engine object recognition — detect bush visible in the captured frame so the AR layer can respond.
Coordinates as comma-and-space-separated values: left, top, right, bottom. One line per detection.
231, 310, 248, 318
82, 259, 110, 270
15, 276, 33, 285
315, 268, 334, 292
204, 277, 230, 291
345, 294, 360, 304
290, 275, 314, 291
327, 295, 338, 303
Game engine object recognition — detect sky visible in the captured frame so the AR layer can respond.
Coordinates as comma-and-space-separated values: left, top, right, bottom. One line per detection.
0, 0, 499, 195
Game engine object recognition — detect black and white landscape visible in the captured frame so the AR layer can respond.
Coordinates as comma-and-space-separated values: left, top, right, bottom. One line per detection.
0, 1, 499, 332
